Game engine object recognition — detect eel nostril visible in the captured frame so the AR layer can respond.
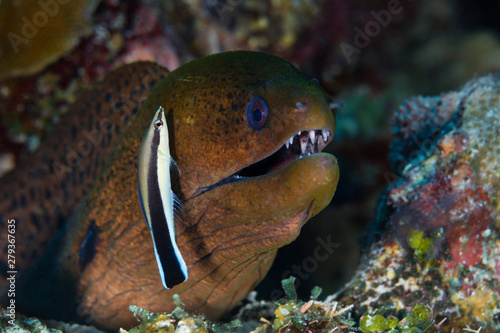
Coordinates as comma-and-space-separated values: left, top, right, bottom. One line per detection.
329, 102, 343, 111
295, 101, 308, 113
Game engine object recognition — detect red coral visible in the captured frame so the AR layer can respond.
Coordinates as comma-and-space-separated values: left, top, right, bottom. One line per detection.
388, 162, 493, 270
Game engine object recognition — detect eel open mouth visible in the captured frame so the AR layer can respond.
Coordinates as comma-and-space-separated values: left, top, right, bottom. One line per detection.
202, 129, 333, 191
237, 129, 333, 177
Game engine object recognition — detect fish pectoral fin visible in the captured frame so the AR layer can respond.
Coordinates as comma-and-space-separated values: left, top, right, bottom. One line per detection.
173, 193, 182, 217
170, 157, 180, 174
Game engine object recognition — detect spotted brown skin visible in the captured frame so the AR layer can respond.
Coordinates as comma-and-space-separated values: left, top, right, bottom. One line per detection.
0, 62, 168, 289
4, 52, 339, 331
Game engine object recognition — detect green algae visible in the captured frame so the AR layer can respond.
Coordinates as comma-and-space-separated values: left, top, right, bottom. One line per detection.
273, 279, 440, 333
1, 278, 473, 333
281, 276, 298, 301
406, 229, 433, 262
360, 314, 388, 332
119, 276, 480, 333
360, 304, 435, 333
310, 286, 322, 300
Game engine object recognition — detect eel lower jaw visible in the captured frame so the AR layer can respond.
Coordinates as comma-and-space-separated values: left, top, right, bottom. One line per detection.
201, 129, 333, 192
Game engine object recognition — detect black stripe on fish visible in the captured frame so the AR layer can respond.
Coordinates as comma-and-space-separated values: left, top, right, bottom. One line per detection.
147, 129, 187, 288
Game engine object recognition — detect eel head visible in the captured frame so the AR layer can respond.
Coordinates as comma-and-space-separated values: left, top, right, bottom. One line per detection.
137, 51, 340, 319
43, 52, 339, 330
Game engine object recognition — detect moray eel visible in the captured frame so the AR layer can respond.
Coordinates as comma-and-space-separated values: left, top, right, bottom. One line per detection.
0, 51, 339, 331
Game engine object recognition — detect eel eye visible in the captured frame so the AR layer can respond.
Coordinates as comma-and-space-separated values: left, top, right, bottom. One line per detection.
154, 119, 163, 130
246, 96, 268, 130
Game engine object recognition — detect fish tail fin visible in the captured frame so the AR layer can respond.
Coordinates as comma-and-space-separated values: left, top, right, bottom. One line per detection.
152, 235, 188, 289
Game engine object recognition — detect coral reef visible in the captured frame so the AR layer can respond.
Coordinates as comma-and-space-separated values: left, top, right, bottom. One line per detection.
1, 1, 500, 331
0, 0, 179, 174
119, 296, 243, 333
0, 307, 106, 333
159, 0, 417, 92
0, 307, 60, 333
338, 74, 500, 332
358, 303, 442, 333
0, 0, 100, 81
44, 321, 106, 333
119, 278, 444, 333
0, 277, 460, 332
161, 0, 325, 55
389, 92, 462, 173
255, 278, 356, 332
119, 278, 358, 333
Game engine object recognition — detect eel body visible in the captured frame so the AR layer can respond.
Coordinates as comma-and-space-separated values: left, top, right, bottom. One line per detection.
0, 51, 339, 331
0, 61, 168, 285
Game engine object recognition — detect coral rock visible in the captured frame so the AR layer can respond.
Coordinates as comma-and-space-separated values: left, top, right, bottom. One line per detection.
339, 74, 500, 332
0, 307, 60, 333
0, 0, 99, 81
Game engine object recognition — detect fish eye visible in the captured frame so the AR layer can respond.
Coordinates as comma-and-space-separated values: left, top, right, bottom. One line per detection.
154, 119, 163, 130
246, 96, 268, 130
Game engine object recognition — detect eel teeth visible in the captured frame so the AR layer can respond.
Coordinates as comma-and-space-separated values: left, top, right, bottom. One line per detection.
300, 135, 308, 155
309, 131, 316, 144
322, 129, 328, 142
284, 129, 332, 155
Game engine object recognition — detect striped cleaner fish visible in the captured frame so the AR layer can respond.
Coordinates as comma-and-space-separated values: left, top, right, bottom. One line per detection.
137, 106, 187, 289
0, 51, 340, 331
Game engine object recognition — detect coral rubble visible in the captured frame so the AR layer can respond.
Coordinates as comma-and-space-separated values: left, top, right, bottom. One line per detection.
0, 307, 106, 333
0, 307, 60, 333
119, 296, 243, 333
121, 279, 358, 333
338, 74, 500, 332
120, 278, 444, 333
